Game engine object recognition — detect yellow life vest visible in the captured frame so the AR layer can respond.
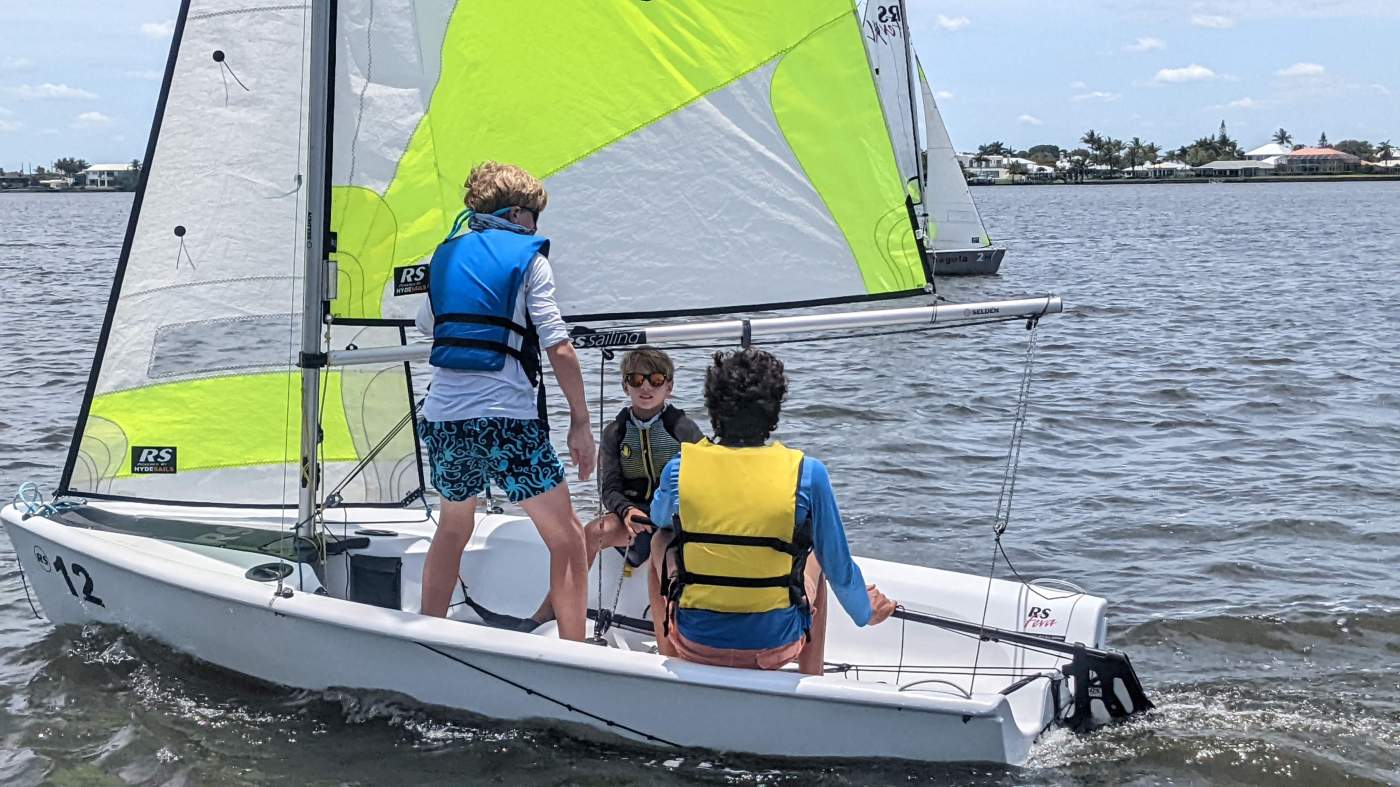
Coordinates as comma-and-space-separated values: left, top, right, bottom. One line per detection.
673, 439, 809, 614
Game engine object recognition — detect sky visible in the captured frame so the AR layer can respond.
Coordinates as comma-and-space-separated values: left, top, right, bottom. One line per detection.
2, 0, 1398, 170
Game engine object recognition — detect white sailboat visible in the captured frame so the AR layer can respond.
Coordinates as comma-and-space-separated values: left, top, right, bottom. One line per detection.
859, 1, 1006, 275
2, 0, 1147, 765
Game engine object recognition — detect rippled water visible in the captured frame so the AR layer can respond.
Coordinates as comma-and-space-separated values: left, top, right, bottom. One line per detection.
2, 184, 1399, 785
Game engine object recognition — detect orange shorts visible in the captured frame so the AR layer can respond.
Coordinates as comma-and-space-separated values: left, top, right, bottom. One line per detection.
664, 570, 823, 670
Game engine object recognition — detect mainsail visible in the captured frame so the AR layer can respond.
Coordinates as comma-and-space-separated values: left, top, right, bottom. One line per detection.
916, 57, 994, 251
60, 1, 967, 508
60, 0, 423, 507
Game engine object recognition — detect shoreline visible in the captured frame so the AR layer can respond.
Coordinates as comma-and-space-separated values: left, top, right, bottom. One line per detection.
974, 173, 1400, 186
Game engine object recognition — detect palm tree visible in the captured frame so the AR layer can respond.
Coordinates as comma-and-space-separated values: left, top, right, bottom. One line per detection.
1126, 136, 1145, 173
1272, 128, 1293, 147
1376, 140, 1393, 161
1081, 129, 1103, 151
1143, 142, 1162, 164
1006, 161, 1029, 183
982, 141, 1010, 157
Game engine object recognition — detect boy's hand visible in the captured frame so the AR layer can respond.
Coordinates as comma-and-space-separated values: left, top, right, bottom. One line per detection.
866, 584, 896, 626
567, 420, 596, 481
622, 507, 655, 535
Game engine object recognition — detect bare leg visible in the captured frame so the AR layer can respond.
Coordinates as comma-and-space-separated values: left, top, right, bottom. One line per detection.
647, 529, 677, 657
797, 559, 829, 676
421, 498, 478, 617
530, 513, 628, 622
518, 483, 588, 642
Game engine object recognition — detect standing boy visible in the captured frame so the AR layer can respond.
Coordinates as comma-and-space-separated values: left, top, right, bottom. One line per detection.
415, 161, 596, 642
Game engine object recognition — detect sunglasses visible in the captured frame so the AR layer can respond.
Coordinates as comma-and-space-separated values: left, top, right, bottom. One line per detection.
624, 372, 669, 388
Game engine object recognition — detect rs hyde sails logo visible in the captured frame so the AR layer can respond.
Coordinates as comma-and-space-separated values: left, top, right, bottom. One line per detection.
131, 446, 177, 474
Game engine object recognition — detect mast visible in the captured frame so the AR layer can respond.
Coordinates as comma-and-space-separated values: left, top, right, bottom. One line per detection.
898, 0, 923, 187
298, 0, 336, 536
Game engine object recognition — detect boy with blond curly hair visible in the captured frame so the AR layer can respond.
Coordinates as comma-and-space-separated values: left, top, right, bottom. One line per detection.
415, 161, 595, 641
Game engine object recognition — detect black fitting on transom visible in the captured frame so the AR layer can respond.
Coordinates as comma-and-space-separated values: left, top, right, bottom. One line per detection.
298, 351, 329, 369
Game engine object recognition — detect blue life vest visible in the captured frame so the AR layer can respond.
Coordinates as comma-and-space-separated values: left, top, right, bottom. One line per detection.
427, 219, 551, 384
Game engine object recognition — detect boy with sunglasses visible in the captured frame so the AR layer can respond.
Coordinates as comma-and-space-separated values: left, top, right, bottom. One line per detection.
530, 346, 703, 625
595, 347, 705, 564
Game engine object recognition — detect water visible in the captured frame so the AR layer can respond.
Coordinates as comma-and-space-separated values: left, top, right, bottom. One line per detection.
2, 184, 1399, 784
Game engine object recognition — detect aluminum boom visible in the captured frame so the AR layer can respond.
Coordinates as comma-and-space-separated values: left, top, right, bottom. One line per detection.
328, 295, 1062, 367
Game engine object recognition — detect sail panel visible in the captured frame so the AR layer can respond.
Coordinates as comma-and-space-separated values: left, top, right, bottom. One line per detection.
62, 1, 422, 507
917, 58, 993, 250
860, 1, 920, 186
329, 0, 926, 322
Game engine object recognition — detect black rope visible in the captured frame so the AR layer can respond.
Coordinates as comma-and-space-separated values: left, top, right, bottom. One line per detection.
415, 641, 680, 747
15, 555, 42, 620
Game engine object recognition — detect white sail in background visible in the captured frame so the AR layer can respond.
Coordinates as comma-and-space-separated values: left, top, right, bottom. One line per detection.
917, 56, 993, 250
858, 0, 921, 189
61, 1, 422, 507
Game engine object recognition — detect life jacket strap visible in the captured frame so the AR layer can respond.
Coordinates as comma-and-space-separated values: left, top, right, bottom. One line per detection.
671, 530, 804, 556
674, 570, 792, 589
431, 336, 542, 387
433, 313, 530, 336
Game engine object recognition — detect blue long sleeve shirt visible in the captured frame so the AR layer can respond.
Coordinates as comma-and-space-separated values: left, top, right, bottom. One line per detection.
650, 452, 873, 650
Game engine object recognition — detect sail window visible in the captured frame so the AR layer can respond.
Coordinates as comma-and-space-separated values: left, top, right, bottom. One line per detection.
148, 314, 298, 379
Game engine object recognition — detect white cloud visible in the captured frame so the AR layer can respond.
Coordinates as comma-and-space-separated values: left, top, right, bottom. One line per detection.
936, 14, 971, 31
1152, 64, 1217, 83
0, 119, 19, 133
6, 82, 98, 100
71, 111, 112, 129
1370, 83, 1392, 95
1069, 80, 1087, 89
1276, 62, 1325, 77
1226, 97, 1262, 109
1017, 114, 1044, 126
1191, 14, 1235, 28
125, 69, 163, 81
1125, 37, 1166, 52
140, 20, 175, 39
935, 90, 954, 100
2, 56, 34, 71
1072, 91, 1121, 102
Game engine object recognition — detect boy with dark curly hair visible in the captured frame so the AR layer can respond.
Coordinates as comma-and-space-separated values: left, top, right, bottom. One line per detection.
645, 348, 895, 674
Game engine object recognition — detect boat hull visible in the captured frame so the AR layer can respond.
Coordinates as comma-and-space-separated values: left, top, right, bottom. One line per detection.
934, 247, 1006, 276
3, 502, 1095, 764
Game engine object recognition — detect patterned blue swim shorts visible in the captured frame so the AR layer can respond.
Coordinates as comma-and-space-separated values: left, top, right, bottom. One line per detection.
417, 417, 565, 503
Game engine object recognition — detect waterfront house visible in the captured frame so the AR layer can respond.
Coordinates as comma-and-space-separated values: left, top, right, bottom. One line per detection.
0, 171, 30, 189
1279, 147, 1361, 174
1195, 160, 1276, 178
80, 163, 137, 190
1244, 142, 1292, 160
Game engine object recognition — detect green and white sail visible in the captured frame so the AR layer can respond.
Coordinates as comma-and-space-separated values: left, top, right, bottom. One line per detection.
62, 0, 932, 506
916, 57, 993, 250
329, 0, 928, 323
60, 0, 423, 507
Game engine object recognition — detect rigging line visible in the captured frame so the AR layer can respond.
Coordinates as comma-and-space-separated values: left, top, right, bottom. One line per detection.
278, 0, 313, 581
14, 554, 43, 620
415, 642, 680, 747
967, 539, 1000, 697
994, 539, 1082, 602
